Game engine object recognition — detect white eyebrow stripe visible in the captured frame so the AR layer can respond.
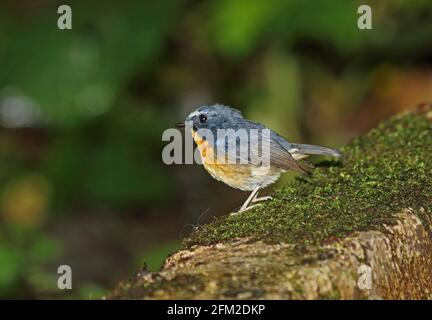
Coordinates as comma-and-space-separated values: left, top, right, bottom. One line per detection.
187, 110, 202, 118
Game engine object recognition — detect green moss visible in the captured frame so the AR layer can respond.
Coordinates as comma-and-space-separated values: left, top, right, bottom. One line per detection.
186, 110, 432, 247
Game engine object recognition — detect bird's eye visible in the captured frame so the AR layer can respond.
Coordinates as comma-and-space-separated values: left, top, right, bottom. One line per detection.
199, 114, 207, 124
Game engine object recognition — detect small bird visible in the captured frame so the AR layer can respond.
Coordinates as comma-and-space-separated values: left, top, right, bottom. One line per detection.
176, 104, 341, 214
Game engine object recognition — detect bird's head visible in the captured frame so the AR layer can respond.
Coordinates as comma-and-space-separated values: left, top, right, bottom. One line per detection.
176, 104, 243, 132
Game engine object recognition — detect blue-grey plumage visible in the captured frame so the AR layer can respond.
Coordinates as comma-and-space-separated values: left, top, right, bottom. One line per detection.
181, 104, 341, 213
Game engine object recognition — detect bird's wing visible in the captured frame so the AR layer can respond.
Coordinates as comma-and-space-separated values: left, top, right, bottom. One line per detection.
268, 130, 308, 173
214, 120, 306, 173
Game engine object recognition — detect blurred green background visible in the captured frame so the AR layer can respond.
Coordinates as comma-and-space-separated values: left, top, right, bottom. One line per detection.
0, 0, 432, 299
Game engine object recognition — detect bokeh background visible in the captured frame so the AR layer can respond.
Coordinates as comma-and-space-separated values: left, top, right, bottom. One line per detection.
1, 0, 432, 299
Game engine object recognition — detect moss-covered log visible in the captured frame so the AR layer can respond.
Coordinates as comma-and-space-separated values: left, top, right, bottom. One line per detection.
109, 105, 432, 299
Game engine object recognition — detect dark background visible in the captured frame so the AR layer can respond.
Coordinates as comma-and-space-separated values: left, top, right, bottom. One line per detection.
0, 0, 431, 298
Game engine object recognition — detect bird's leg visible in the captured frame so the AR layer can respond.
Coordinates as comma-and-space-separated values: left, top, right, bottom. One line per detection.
251, 193, 273, 203
231, 186, 260, 215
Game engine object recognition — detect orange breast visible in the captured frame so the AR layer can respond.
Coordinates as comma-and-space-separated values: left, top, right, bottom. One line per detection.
191, 130, 252, 189
191, 129, 213, 162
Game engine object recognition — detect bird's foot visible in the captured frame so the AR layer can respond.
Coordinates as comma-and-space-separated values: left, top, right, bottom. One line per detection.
230, 204, 261, 216
230, 196, 273, 216
251, 195, 273, 203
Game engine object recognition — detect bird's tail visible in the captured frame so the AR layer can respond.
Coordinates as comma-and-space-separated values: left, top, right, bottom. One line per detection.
290, 143, 341, 158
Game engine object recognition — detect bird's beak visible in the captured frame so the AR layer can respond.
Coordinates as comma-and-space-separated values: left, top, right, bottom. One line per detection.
175, 122, 185, 128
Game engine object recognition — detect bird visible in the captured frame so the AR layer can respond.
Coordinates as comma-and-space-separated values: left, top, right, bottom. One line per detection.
176, 104, 341, 214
